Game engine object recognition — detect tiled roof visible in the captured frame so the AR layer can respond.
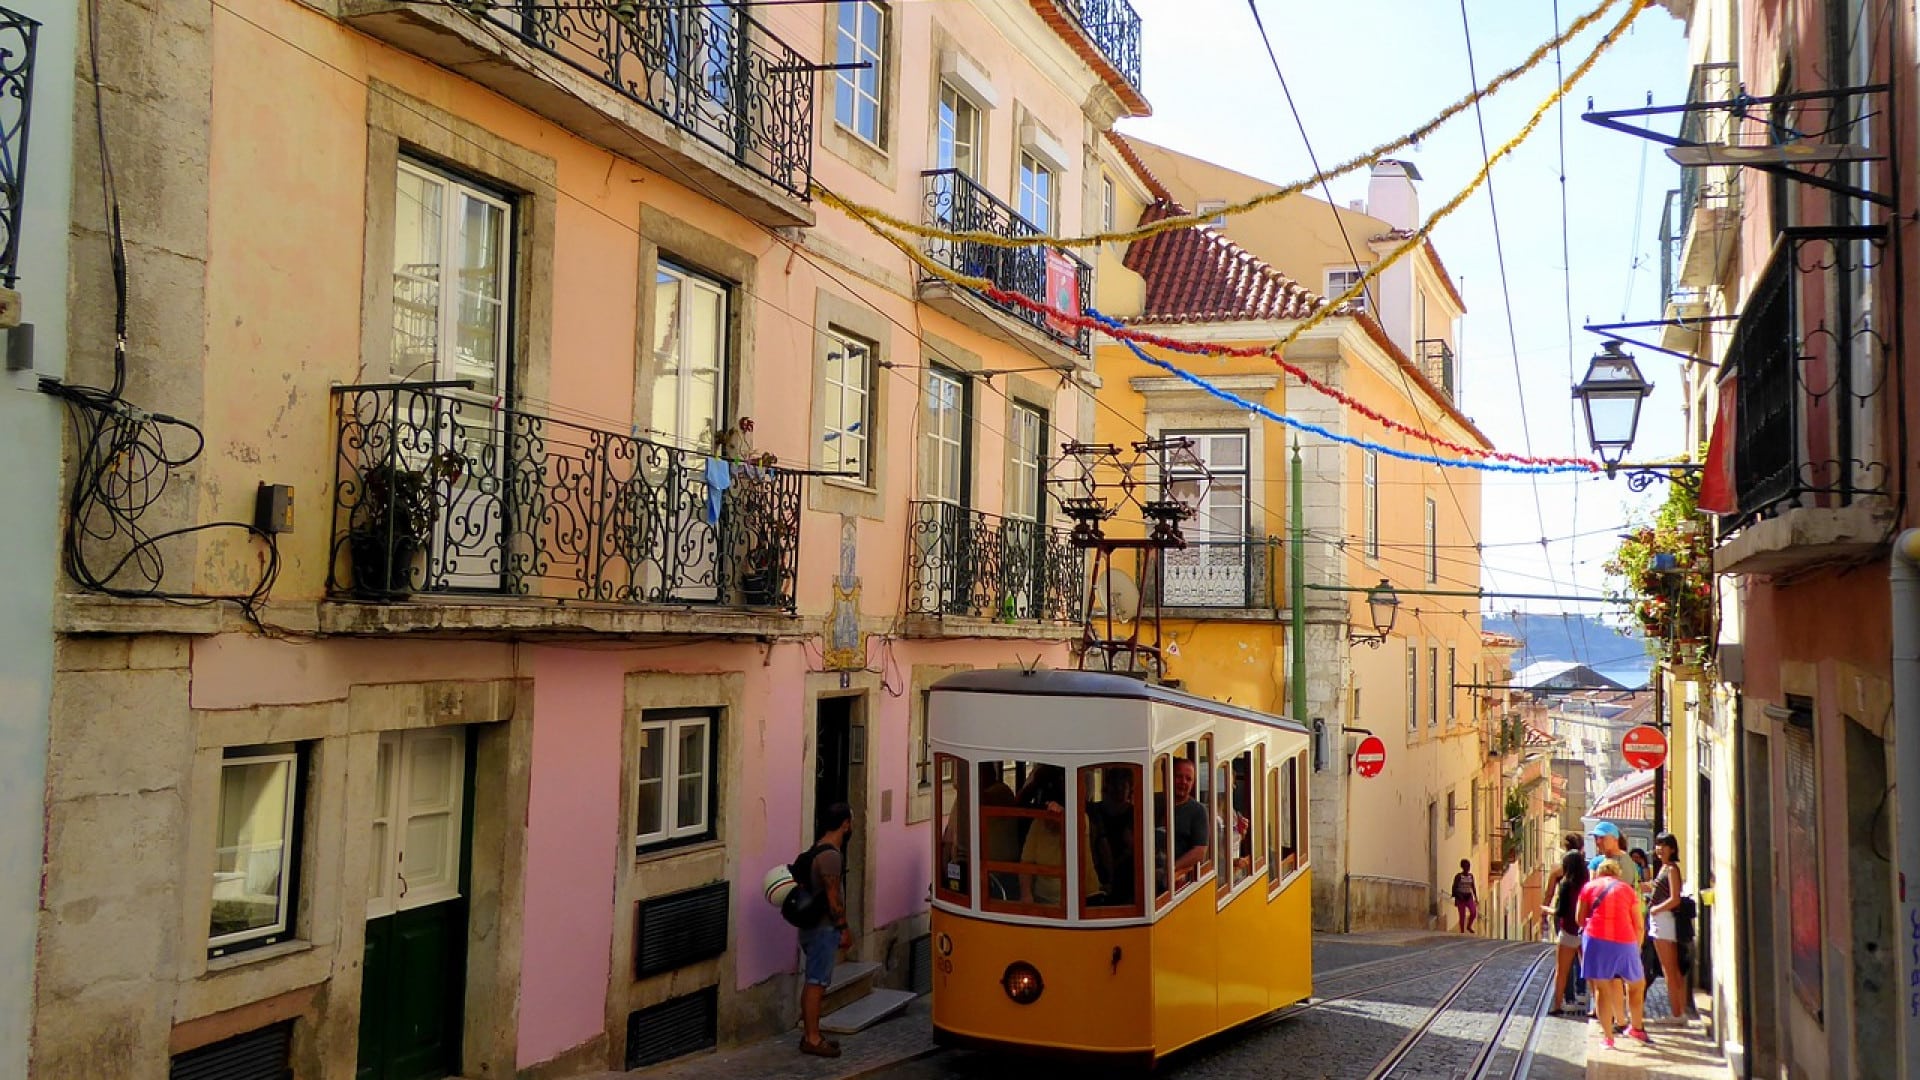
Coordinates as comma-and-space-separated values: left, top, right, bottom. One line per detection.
1023, 0, 1150, 118
1122, 200, 1334, 324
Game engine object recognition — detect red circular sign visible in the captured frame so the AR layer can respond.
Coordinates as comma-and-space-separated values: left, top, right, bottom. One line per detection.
1354, 735, 1387, 778
1622, 725, 1669, 770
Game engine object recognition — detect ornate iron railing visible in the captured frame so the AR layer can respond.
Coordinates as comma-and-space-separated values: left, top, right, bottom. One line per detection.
0, 6, 38, 289
1415, 338, 1455, 400
484, 0, 812, 198
1658, 187, 1682, 308
1723, 229, 1891, 528
329, 383, 802, 611
1155, 538, 1278, 609
1054, 0, 1142, 92
906, 500, 1084, 623
921, 169, 1092, 356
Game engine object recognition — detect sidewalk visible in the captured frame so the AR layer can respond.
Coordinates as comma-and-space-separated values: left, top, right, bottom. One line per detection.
1585, 985, 1725, 1080
577, 996, 936, 1080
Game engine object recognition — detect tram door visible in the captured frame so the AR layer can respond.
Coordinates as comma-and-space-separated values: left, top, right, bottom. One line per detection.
814, 695, 865, 943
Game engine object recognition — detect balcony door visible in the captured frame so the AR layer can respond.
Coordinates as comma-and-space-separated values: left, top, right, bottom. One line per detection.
1161, 431, 1250, 606
390, 160, 513, 593
647, 262, 730, 603
1003, 403, 1048, 618
915, 368, 971, 613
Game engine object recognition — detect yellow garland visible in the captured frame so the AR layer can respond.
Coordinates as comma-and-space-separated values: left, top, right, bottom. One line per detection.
826, 0, 1648, 368
812, 0, 1623, 250
1261, 0, 1648, 359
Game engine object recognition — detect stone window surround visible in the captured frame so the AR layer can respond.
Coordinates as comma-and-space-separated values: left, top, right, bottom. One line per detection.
809, 289, 892, 520
634, 207, 761, 446
360, 81, 557, 408
999, 371, 1058, 523
1129, 374, 1277, 528
819, 0, 901, 188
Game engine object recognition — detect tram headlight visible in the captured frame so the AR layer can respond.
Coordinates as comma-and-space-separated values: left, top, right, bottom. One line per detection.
1000, 961, 1044, 1004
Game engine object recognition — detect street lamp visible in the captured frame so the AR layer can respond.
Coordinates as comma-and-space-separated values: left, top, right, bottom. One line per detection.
1571, 341, 1702, 491
1348, 578, 1399, 648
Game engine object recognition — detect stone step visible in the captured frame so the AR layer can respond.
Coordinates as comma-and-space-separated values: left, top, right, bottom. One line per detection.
821, 959, 881, 1015
820, 989, 917, 1035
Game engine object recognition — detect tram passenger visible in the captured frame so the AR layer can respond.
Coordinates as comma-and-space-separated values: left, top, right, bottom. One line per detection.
979, 763, 1021, 900
1085, 767, 1137, 906
1170, 758, 1210, 886
1018, 766, 1068, 906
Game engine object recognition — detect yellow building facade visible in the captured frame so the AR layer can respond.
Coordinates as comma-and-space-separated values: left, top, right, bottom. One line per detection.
1089, 138, 1495, 930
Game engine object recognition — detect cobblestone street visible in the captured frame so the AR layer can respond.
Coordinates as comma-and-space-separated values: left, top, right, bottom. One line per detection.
865, 933, 1595, 1080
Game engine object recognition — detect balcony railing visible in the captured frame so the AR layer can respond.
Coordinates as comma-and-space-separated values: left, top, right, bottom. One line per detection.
0, 5, 39, 289
906, 500, 1084, 623
1415, 338, 1455, 400
1154, 538, 1278, 609
1054, 0, 1142, 92
921, 169, 1092, 356
328, 383, 802, 611
1722, 230, 1890, 529
482, 1, 812, 198
1676, 62, 1738, 241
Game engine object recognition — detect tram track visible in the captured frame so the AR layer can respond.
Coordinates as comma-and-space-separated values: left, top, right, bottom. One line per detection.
1361, 943, 1554, 1080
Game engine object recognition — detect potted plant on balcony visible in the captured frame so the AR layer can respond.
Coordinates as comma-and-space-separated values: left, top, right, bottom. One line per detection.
1604, 478, 1713, 665
347, 449, 464, 599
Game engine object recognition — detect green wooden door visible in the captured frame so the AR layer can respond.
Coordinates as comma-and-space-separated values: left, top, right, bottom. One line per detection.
357, 729, 473, 1080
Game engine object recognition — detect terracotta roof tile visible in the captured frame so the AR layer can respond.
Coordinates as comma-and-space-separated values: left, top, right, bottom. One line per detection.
1104, 132, 1171, 203
1122, 200, 1333, 324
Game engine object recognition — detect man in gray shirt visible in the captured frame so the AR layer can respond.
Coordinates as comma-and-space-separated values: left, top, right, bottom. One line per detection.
1172, 758, 1210, 885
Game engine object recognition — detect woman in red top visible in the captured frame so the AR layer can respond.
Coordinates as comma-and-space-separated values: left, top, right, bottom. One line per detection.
1577, 861, 1649, 1048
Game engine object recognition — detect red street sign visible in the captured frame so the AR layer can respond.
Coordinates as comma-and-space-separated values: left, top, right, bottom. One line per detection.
1622, 724, 1669, 770
1354, 735, 1387, 778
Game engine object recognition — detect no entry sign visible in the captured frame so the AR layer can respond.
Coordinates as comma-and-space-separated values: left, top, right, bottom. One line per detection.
1622, 724, 1669, 771
1354, 735, 1387, 778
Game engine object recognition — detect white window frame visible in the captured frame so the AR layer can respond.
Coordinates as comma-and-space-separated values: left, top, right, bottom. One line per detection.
1008, 402, 1046, 522
1363, 450, 1379, 560
1428, 645, 1440, 729
365, 729, 466, 920
1164, 430, 1249, 541
1406, 645, 1419, 734
392, 159, 514, 396
1196, 199, 1227, 227
652, 261, 730, 453
921, 367, 967, 504
1424, 497, 1438, 582
1447, 647, 1457, 728
636, 710, 717, 849
1101, 174, 1116, 231
1017, 151, 1054, 232
935, 82, 981, 178
823, 329, 873, 484
834, 1, 886, 145
1326, 266, 1369, 313
209, 749, 301, 955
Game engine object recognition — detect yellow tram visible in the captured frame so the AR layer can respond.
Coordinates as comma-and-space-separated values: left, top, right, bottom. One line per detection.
927, 669, 1314, 1066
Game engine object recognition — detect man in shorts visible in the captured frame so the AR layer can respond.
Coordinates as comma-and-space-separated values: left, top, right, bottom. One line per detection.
799, 803, 854, 1058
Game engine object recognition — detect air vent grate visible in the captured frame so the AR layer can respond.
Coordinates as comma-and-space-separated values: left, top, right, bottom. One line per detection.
169, 1021, 293, 1080
625, 986, 719, 1069
635, 880, 730, 978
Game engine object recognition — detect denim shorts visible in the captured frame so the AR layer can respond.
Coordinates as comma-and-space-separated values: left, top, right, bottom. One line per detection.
801, 924, 839, 987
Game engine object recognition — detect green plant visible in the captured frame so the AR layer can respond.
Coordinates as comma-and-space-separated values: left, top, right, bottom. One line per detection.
349, 449, 464, 596
1604, 475, 1713, 658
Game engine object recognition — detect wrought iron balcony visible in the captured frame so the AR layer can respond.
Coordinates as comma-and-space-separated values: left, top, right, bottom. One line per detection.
1054, 0, 1142, 92
921, 169, 1092, 357
1415, 339, 1455, 400
1719, 230, 1890, 544
328, 383, 802, 611
1154, 538, 1279, 610
0, 5, 38, 289
488, 1, 812, 198
906, 500, 1084, 623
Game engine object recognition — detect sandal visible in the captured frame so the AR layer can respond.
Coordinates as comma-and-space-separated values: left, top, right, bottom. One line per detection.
799, 1038, 842, 1058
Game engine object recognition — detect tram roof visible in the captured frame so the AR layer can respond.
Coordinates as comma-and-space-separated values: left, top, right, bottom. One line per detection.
930, 669, 1307, 734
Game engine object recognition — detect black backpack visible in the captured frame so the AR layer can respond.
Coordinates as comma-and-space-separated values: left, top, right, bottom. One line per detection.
779, 843, 832, 929
1674, 894, 1697, 944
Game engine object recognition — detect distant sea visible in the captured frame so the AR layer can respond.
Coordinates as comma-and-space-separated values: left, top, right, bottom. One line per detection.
1592, 657, 1654, 690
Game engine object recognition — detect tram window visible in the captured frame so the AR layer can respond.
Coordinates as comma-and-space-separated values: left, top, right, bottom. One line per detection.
1293, 750, 1310, 866
1278, 754, 1301, 877
1160, 738, 1213, 897
1219, 749, 1255, 892
1266, 766, 1281, 887
1215, 763, 1232, 897
1152, 755, 1172, 909
1079, 763, 1144, 919
1251, 746, 1267, 879
979, 759, 1068, 916
935, 754, 971, 906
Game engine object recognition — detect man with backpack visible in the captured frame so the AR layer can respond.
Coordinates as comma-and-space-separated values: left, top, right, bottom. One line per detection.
797, 802, 854, 1058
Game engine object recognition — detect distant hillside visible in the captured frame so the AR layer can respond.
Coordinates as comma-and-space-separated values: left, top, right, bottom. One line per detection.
1483, 612, 1648, 679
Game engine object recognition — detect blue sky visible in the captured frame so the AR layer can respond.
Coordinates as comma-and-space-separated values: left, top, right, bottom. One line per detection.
1114, 0, 1692, 660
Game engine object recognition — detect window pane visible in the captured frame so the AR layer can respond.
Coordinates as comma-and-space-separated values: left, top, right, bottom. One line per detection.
935, 753, 972, 905
1079, 763, 1143, 918
637, 725, 665, 841
391, 169, 444, 375
1152, 755, 1173, 908
211, 757, 294, 944
404, 813, 452, 889
1163, 740, 1211, 894
978, 760, 1066, 916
